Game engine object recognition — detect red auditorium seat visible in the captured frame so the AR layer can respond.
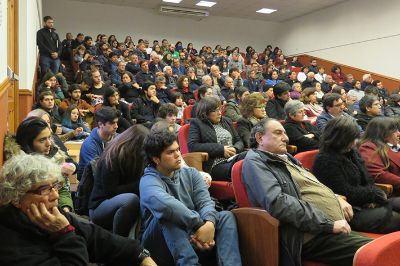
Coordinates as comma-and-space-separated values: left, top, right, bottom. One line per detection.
181, 105, 194, 125
353, 231, 400, 266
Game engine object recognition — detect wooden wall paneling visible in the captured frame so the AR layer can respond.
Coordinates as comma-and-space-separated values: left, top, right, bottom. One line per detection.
18, 89, 33, 123
0, 78, 12, 166
297, 55, 400, 94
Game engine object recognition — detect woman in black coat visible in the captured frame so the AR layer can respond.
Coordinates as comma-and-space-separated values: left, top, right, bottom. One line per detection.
313, 116, 400, 234
188, 96, 244, 181
283, 100, 321, 152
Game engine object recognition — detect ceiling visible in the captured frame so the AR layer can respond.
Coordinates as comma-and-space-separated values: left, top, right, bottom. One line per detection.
70, 0, 349, 22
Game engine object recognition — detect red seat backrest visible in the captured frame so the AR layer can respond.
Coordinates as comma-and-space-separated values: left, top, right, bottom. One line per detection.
178, 124, 190, 155
353, 231, 400, 266
231, 160, 252, 208
182, 105, 194, 125
294, 149, 319, 170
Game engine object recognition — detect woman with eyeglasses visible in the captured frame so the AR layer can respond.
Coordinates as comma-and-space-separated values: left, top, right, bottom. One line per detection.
0, 154, 157, 266
283, 100, 321, 152
237, 92, 267, 148
188, 96, 244, 181
4, 116, 76, 212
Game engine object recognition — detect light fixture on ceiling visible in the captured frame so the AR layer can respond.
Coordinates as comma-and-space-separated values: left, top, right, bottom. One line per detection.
256, 8, 277, 14
196, 1, 216, 7
162, 0, 183, 3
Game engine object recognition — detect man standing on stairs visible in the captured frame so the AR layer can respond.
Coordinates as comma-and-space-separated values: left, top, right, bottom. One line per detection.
37, 16, 62, 77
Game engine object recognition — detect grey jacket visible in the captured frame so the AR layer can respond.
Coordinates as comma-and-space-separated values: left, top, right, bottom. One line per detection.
242, 149, 334, 266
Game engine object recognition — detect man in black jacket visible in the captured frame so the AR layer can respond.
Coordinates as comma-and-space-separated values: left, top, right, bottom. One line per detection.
242, 118, 371, 266
36, 16, 62, 77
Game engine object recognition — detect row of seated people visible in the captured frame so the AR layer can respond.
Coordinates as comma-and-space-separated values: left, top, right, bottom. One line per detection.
4, 101, 400, 265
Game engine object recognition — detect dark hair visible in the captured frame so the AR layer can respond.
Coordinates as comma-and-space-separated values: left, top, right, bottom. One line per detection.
331, 86, 345, 95
95, 106, 119, 126
103, 86, 119, 106
84, 36, 92, 42
320, 116, 360, 153
322, 93, 341, 112
196, 96, 221, 121
300, 87, 316, 103
229, 67, 240, 76
61, 104, 84, 129
198, 85, 211, 99
359, 95, 378, 113
109, 52, 117, 59
249, 118, 276, 149
387, 94, 400, 107
16, 117, 50, 154
372, 80, 382, 86
142, 82, 155, 91
169, 91, 182, 103
331, 65, 341, 73
359, 117, 399, 169
43, 16, 53, 22
157, 103, 178, 118
364, 85, 379, 96
176, 75, 189, 90
234, 86, 249, 101
68, 84, 81, 94
101, 124, 149, 178
144, 131, 178, 167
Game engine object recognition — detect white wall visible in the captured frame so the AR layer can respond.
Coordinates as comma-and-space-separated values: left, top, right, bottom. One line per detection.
19, 0, 42, 89
278, 0, 400, 78
42, 0, 280, 52
0, 0, 7, 81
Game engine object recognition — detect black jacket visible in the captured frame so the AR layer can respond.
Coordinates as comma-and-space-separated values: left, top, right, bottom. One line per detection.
131, 96, 160, 124
266, 98, 287, 120
283, 120, 321, 152
135, 71, 155, 87
36, 27, 62, 57
313, 149, 387, 207
188, 117, 244, 173
0, 205, 143, 266
354, 112, 375, 131
89, 158, 140, 210
118, 83, 141, 103
237, 117, 254, 149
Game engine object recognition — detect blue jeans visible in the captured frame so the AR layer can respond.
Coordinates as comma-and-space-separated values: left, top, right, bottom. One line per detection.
141, 211, 242, 266
89, 193, 140, 237
40, 54, 61, 76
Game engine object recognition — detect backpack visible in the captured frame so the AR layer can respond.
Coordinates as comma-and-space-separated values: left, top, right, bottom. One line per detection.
74, 157, 99, 216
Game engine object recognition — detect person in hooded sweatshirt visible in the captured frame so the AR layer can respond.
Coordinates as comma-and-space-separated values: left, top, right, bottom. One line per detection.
140, 130, 242, 266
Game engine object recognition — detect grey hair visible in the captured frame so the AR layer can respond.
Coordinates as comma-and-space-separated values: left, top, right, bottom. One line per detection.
362, 73, 371, 81
26, 108, 49, 119
0, 154, 63, 206
163, 66, 172, 72
249, 118, 276, 149
284, 100, 304, 117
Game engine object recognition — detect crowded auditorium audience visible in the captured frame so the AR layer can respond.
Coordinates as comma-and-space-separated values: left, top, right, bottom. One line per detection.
3, 14, 400, 265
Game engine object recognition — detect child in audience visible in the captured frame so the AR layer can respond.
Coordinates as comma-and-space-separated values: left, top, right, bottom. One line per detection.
61, 105, 90, 139
169, 91, 187, 121
157, 103, 181, 133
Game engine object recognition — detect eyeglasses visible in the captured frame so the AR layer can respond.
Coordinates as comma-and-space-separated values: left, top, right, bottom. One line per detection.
27, 181, 63, 196
255, 105, 266, 109
211, 108, 221, 113
333, 102, 344, 107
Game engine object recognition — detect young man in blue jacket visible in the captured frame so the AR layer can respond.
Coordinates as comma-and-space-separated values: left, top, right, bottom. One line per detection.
140, 131, 242, 266
77, 107, 118, 179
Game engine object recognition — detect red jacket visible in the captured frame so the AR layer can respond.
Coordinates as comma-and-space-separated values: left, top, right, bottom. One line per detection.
359, 142, 400, 189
